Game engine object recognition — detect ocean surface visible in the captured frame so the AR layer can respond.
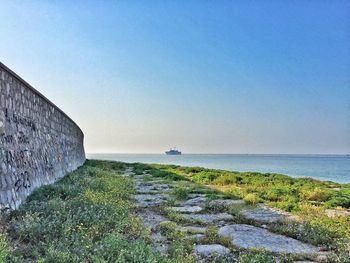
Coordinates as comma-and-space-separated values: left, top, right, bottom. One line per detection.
87, 154, 350, 184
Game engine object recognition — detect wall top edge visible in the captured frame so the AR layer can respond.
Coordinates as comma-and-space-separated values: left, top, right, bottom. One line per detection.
0, 61, 84, 137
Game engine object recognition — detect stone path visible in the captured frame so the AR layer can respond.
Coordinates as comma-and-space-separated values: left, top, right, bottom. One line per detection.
120, 166, 328, 262
171, 206, 203, 213
240, 205, 287, 223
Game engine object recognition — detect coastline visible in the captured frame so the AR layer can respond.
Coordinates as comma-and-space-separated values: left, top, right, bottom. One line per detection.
87, 153, 350, 184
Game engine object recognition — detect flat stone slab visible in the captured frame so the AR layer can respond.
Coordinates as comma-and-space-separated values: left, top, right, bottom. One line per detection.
183, 213, 234, 224
181, 195, 207, 206
170, 206, 203, 213
218, 224, 320, 255
136, 183, 171, 194
241, 206, 286, 223
193, 244, 230, 257
177, 226, 207, 234
138, 210, 167, 230
150, 232, 167, 243
151, 232, 169, 255
189, 234, 205, 241
134, 194, 166, 207
208, 199, 245, 210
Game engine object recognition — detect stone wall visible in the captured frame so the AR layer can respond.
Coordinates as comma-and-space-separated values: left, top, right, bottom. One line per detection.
0, 62, 85, 210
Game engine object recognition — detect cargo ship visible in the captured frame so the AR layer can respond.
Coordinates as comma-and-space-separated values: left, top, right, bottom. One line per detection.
165, 148, 181, 155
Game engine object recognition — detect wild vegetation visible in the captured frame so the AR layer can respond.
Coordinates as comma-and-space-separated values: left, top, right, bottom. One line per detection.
152, 164, 350, 210
0, 161, 194, 262
133, 162, 350, 261
0, 160, 349, 262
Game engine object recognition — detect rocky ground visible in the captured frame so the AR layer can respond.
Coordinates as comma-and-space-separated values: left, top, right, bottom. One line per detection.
120, 166, 330, 262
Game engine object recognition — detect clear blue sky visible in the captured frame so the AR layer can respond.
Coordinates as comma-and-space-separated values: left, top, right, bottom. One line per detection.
1, 1, 349, 154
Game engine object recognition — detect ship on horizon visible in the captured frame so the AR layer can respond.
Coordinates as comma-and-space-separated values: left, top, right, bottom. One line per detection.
165, 148, 181, 155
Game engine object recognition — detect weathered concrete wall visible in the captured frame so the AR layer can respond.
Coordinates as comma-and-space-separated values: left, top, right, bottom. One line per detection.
0, 62, 85, 210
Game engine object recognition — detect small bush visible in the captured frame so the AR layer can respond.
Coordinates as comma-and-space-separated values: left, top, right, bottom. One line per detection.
237, 250, 283, 263
301, 188, 332, 202
243, 193, 261, 205
213, 174, 238, 185
0, 234, 9, 262
171, 187, 190, 200
158, 221, 180, 240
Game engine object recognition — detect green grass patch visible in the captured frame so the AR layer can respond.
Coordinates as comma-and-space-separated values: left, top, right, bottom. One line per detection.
170, 186, 190, 200
3, 160, 193, 262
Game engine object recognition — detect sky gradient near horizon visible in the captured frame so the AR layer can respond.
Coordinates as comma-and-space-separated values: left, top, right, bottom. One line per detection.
0, 1, 349, 154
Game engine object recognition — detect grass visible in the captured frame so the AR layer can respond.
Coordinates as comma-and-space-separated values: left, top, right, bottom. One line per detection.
1, 160, 194, 262
170, 187, 190, 200
0, 234, 9, 262
166, 166, 350, 210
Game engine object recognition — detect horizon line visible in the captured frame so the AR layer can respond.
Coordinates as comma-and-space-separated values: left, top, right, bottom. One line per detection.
86, 152, 350, 156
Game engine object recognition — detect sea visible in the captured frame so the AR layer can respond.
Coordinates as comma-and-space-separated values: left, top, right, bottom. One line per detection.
87, 154, 350, 184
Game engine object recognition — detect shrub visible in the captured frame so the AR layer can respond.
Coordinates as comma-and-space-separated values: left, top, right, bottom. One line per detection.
301, 188, 332, 202
237, 250, 286, 263
243, 193, 261, 205
213, 173, 238, 185
264, 186, 291, 202
0, 234, 9, 262
325, 195, 350, 208
273, 195, 299, 212
158, 221, 180, 240
171, 187, 190, 200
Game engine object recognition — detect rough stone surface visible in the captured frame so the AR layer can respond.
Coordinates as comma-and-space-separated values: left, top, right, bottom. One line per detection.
177, 226, 207, 234
134, 194, 167, 207
171, 206, 203, 213
193, 244, 230, 257
136, 183, 171, 194
189, 234, 205, 241
218, 224, 320, 255
183, 213, 234, 224
181, 195, 207, 206
150, 232, 169, 255
138, 210, 167, 230
240, 206, 286, 223
0, 62, 85, 210
208, 199, 245, 210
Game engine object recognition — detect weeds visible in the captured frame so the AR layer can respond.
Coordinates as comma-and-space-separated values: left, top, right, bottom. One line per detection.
4, 160, 189, 262
171, 187, 190, 200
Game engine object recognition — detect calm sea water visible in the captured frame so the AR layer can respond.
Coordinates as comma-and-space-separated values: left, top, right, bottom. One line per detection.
87, 154, 350, 184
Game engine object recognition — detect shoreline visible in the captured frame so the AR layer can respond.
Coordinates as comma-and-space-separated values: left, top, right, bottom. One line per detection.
87, 153, 350, 184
